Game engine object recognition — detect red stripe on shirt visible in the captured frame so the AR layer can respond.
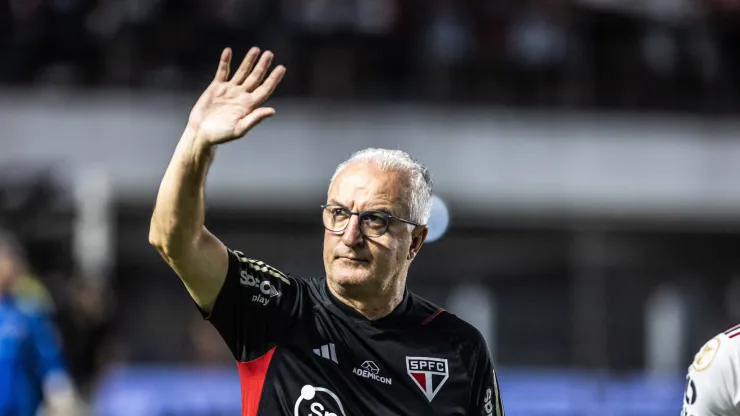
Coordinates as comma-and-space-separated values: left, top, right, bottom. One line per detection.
421, 308, 445, 325
237, 347, 277, 416
725, 323, 740, 335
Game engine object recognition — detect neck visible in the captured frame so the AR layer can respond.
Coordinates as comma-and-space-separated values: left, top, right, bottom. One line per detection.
327, 277, 406, 321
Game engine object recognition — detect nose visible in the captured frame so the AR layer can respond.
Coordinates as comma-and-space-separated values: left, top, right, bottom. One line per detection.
341, 214, 364, 247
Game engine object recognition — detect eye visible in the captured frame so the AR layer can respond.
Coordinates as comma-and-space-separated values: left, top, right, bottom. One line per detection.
331, 207, 347, 217
362, 213, 387, 224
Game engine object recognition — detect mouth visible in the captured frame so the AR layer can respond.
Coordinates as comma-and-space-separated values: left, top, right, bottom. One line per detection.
338, 256, 369, 264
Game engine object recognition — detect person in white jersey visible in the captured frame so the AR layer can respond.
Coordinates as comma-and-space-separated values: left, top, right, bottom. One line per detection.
682, 324, 740, 415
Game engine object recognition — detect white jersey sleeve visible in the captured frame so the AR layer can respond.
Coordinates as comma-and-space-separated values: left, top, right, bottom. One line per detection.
682, 326, 740, 416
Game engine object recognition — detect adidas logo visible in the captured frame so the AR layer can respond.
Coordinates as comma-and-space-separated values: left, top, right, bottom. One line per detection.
313, 343, 338, 364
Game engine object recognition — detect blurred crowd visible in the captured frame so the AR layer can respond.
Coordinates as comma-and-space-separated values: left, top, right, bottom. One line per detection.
3, 0, 740, 112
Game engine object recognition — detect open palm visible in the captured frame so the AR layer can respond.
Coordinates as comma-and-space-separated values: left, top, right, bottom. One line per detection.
188, 47, 286, 145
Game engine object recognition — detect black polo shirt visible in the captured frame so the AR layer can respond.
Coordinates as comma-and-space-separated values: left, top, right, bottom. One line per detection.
199, 248, 505, 416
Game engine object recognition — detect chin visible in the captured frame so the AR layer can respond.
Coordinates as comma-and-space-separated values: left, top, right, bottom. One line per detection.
330, 264, 374, 287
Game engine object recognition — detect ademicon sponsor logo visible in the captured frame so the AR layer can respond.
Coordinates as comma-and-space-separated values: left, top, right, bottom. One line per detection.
352, 360, 392, 385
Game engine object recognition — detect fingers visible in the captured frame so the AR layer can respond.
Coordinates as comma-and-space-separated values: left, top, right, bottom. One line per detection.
214, 48, 232, 82
230, 47, 260, 85
251, 65, 286, 105
242, 51, 275, 92
234, 107, 276, 137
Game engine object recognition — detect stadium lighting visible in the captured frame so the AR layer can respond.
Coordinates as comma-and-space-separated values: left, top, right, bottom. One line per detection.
425, 194, 450, 243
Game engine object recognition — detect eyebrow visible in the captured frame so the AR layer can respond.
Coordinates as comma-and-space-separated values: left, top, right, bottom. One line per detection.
327, 199, 394, 215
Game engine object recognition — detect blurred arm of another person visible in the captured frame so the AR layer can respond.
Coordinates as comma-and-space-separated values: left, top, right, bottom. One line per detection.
682, 327, 740, 416
24, 291, 85, 416
148, 47, 285, 313
0, 233, 83, 416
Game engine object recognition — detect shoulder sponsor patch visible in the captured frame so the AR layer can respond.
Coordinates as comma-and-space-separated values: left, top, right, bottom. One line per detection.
691, 336, 721, 372
231, 249, 290, 285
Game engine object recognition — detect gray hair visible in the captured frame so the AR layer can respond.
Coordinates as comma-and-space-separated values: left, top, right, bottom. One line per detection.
329, 148, 434, 224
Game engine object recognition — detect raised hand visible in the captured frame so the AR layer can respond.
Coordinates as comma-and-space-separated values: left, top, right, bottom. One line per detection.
188, 47, 286, 147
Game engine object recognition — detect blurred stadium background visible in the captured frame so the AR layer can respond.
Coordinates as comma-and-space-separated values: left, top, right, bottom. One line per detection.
4, 0, 740, 414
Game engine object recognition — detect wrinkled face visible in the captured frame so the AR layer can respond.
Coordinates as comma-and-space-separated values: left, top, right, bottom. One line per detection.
323, 162, 427, 294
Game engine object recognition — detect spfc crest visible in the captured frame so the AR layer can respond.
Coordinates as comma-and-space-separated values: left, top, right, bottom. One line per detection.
406, 357, 449, 402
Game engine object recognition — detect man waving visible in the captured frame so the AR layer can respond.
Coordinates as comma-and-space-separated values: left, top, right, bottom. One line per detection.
149, 46, 504, 416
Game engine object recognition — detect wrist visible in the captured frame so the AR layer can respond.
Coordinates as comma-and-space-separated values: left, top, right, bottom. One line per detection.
175, 128, 216, 174
180, 126, 214, 157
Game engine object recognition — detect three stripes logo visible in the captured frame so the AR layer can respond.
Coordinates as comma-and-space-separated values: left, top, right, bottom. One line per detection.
313, 343, 338, 364
406, 357, 449, 402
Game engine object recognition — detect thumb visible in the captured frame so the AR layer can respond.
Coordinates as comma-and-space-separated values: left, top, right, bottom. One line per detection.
234, 107, 275, 137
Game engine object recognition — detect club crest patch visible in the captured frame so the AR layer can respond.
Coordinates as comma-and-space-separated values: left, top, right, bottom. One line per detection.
406, 357, 449, 402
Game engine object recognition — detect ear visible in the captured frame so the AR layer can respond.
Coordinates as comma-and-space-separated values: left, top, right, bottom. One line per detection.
407, 226, 429, 261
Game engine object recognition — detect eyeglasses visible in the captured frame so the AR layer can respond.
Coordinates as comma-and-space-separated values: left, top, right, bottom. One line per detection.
321, 204, 422, 238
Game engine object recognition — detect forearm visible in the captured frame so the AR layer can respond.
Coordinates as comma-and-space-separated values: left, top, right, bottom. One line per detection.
150, 128, 215, 256
147, 46, 283, 309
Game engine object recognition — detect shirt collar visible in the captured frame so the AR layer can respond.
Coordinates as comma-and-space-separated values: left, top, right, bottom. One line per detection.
323, 278, 412, 328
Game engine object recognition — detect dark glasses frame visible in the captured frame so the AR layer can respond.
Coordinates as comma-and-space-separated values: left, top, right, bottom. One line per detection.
321, 204, 423, 237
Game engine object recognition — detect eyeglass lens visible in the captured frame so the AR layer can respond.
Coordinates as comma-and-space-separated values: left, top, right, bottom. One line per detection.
322, 206, 389, 237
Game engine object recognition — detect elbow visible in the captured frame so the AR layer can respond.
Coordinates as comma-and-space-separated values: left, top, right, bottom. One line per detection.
148, 229, 164, 252
148, 215, 173, 256
149, 231, 168, 262
148, 215, 197, 260
149, 226, 179, 262
148, 214, 163, 247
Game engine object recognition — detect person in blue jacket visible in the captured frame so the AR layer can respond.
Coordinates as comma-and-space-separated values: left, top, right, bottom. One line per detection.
0, 231, 81, 416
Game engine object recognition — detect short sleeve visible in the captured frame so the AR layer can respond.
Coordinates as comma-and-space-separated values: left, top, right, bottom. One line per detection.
199, 248, 306, 361
468, 337, 505, 416
682, 334, 740, 415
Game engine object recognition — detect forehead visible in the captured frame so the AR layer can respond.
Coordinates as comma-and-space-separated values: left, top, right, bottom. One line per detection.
329, 162, 409, 209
